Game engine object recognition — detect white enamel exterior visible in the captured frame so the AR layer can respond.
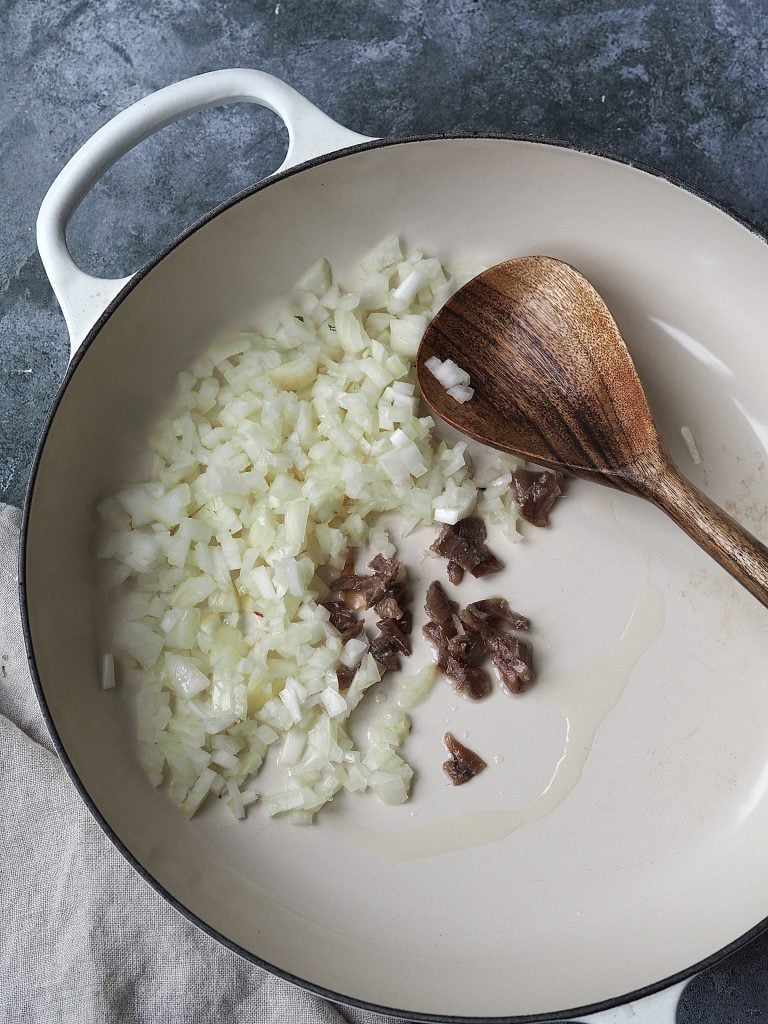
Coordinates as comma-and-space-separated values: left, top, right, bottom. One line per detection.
36, 69, 370, 356
29, 72, 768, 1022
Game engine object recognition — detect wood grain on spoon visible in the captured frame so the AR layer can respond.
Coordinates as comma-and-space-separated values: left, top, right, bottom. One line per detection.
417, 255, 768, 608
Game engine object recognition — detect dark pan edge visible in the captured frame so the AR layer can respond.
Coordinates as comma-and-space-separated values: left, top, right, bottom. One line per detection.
19, 131, 768, 1023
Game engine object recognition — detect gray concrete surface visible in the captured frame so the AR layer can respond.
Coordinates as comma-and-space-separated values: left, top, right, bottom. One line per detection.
3, 0, 768, 1019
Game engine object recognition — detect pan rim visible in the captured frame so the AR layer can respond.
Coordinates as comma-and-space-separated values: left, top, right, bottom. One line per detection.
19, 131, 768, 1023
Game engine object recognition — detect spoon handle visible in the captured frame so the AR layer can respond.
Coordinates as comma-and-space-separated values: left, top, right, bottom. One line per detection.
638, 455, 768, 608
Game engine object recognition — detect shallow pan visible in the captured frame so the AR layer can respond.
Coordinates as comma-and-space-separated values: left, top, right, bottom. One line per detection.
23, 69, 768, 1022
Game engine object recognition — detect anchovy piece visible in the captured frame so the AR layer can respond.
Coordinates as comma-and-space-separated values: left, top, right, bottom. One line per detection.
513, 469, 562, 527
442, 732, 487, 785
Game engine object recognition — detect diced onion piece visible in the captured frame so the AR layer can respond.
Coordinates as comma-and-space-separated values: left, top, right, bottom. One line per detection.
277, 728, 307, 768
180, 768, 217, 819
446, 384, 474, 403
113, 620, 163, 671
284, 498, 310, 554
360, 235, 403, 273
224, 778, 246, 819
211, 748, 240, 771
392, 269, 428, 305
363, 743, 404, 772
270, 354, 317, 390
681, 426, 702, 464
289, 810, 315, 826
321, 686, 348, 718
100, 653, 116, 691
171, 576, 217, 609
368, 765, 413, 805
262, 788, 306, 816
163, 653, 210, 698
368, 708, 411, 744
295, 257, 331, 296
334, 309, 368, 354
279, 677, 308, 724
116, 483, 164, 527
425, 356, 471, 389
397, 664, 437, 708
340, 637, 369, 668
432, 479, 478, 525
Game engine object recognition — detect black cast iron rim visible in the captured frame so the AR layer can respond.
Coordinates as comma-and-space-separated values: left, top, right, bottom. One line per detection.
19, 131, 768, 1023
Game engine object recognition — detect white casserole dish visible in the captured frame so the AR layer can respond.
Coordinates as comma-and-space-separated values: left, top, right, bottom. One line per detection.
24, 69, 768, 1023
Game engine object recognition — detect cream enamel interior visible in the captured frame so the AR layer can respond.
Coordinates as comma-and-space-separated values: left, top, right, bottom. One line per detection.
24, 138, 768, 1019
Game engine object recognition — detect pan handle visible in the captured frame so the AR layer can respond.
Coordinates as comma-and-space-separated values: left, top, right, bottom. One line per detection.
573, 977, 688, 1023
36, 69, 372, 360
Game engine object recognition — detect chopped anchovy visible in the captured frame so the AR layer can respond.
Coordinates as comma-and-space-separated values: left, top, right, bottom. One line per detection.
442, 732, 487, 785
369, 632, 400, 673
368, 553, 400, 581
396, 608, 413, 636
453, 516, 486, 546
444, 657, 492, 700
485, 631, 534, 693
431, 515, 502, 579
461, 598, 531, 632
328, 553, 412, 680
325, 600, 363, 642
374, 593, 405, 621
513, 469, 562, 527
469, 550, 503, 577
431, 529, 482, 572
425, 580, 454, 623
447, 560, 464, 585
446, 631, 485, 666
376, 618, 411, 655
422, 619, 453, 669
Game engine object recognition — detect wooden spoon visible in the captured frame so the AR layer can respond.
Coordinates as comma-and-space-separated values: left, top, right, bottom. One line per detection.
416, 255, 768, 608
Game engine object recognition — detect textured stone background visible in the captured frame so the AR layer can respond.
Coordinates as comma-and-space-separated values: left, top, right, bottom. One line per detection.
3, 0, 768, 1019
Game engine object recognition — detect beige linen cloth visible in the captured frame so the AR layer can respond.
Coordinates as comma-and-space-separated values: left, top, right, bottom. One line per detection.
0, 502, 398, 1024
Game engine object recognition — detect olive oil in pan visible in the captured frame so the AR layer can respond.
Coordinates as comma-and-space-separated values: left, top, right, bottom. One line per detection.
335, 582, 665, 861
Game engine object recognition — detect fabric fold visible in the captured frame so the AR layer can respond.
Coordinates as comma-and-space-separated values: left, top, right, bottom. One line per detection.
1, 502, 399, 1024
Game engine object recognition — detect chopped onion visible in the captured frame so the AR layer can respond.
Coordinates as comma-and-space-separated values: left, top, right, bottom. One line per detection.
392, 269, 428, 305
100, 653, 116, 691
162, 653, 210, 698
321, 686, 348, 718
681, 425, 702, 464
446, 384, 474, 403
179, 767, 217, 819
397, 664, 437, 708
340, 637, 369, 667
294, 257, 331, 296
99, 237, 527, 823
425, 356, 471, 389
368, 765, 413, 806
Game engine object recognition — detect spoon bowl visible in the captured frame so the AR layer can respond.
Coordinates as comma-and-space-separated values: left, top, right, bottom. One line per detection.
417, 255, 768, 607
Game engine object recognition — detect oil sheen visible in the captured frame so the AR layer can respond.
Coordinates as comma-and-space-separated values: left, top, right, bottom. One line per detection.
335, 581, 665, 861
